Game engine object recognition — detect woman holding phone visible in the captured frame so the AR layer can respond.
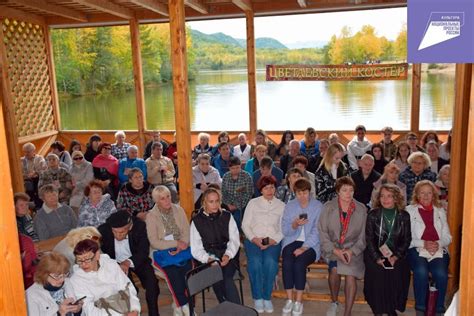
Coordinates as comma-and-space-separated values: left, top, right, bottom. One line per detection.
280, 178, 322, 316
364, 183, 412, 316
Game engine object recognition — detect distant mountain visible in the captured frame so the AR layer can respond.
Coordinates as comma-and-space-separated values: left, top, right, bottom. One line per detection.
285, 40, 328, 49
190, 29, 287, 49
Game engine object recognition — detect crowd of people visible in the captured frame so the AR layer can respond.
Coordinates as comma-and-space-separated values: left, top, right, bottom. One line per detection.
17, 126, 453, 316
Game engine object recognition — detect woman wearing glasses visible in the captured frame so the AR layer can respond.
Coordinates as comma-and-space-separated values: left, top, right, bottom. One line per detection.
26, 252, 83, 316
68, 238, 141, 315
69, 151, 94, 212
92, 142, 119, 200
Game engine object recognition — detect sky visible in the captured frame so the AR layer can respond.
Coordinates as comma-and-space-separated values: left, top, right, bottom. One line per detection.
187, 7, 407, 45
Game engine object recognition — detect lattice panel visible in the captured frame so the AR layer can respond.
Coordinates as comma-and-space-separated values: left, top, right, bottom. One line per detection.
2, 18, 56, 137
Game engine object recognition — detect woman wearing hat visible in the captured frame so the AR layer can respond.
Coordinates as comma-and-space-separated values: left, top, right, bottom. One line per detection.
69, 151, 94, 212
92, 142, 119, 200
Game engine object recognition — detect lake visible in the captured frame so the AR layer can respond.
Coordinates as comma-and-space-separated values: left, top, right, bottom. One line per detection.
59, 69, 455, 131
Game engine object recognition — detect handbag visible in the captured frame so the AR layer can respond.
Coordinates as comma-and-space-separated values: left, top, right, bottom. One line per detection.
94, 282, 131, 316
153, 247, 192, 267
425, 282, 439, 316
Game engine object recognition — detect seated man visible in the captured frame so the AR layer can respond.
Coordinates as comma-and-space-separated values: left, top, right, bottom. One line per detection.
146, 142, 178, 202
233, 133, 251, 163
98, 211, 160, 316
380, 126, 397, 161
143, 130, 169, 160
252, 156, 283, 197
14, 192, 39, 242
280, 140, 301, 177
21, 142, 47, 209
347, 125, 373, 171
34, 184, 77, 241
39, 153, 73, 204
212, 141, 233, 177
118, 145, 147, 185
350, 154, 381, 207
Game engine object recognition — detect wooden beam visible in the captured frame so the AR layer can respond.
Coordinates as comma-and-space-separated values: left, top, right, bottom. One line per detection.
232, 0, 252, 12
0, 5, 46, 25
459, 64, 474, 315
18, 130, 58, 144
246, 10, 257, 140
44, 26, 61, 131
0, 68, 27, 316
184, 0, 208, 14
448, 64, 474, 302
8, 0, 88, 22
297, 0, 307, 8
74, 0, 134, 19
0, 21, 24, 193
168, 0, 193, 218
410, 64, 421, 133
129, 0, 168, 16
130, 18, 147, 152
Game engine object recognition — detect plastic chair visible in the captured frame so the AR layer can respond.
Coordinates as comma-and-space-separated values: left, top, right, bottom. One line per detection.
186, 261, 258, 316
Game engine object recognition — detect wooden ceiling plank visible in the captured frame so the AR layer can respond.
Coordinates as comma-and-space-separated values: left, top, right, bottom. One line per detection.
129, 0, 168, 16
0, 5, 46, 24
184, 0, 208, 14
74, 0, 133, 19
6, 0, 88, 22
297, 0, 307, 8
231, 0, 252, 12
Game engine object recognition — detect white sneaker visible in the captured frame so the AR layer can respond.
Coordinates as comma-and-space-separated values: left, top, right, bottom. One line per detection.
263, 300, 274, 313
181, 303, 190, 316
254, 299, 264, 313
282, 300, 294, 314
292, 301, 303, 316
326, 301, 339, 316
172, 302, 183, 316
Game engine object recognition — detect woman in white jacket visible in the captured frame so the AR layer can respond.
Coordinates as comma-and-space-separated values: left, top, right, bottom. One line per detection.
406, 180, 452, 316
68, 239, 141, 316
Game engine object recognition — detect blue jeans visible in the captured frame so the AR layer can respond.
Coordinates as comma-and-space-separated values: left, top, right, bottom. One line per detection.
282, 241, 316, 291
244, 239, 281, 300
231, 208, 242, 231
408, 248, 450, 313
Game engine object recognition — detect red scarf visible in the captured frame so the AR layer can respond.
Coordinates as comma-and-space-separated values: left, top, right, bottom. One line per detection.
338, 199, 355, 245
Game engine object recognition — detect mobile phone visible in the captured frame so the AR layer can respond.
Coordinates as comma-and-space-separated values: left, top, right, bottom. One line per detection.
382, 259, 394, 270
71, 296, 86, 305
299, 213, 308, 220
262, 237, 269, 246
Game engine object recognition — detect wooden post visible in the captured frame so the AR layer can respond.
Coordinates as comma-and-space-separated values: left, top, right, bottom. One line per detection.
44, 26, 62, 131
448, 64, 474, 302
246, 10, 257, 140
169, 0, 193, 218
0, 68, 27, 315
130, 18, 147, 152
0, 23, 24, 193
459, 66, 474, 315
410, 63, 421, 134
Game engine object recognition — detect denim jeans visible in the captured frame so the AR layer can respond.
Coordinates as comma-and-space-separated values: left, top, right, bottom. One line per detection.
408, 247, 450, 313
231, 208, 242, 231
244, 239, 281, 300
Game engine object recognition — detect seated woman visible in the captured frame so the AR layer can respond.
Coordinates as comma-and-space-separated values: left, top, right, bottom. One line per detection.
242, 176, 285, 313
364, 184, 411, 316
19, 233, 38, 288
439, 129, 451, 161
391, 141, 410, 173
192, 132, 213, 161
78, 180, 117, 227
69, 151, 94, 212
53, 226, 101, 268
281, 178, 322, 316
251, 129, 277, 160
371, 143, 388, 175
315, 143, 349, 204
117, 168, 154, 221
291, 155, 316, 199
146, 185, 191, 316
407, 180, 452, 315
192, 153, 222, 209
372, 162, 407, 206
211, 131, 234, 156
244, 144, 267, 175
399, 152, 437, 202
435, 164, 450, 210
14, 192, 39, 241
69, 140, 82, 156
118, 145, 147, 185
421, 130, 440, 148
26, 252, 82, 316
190, 188, 241, 304
425, 141, 449, 175
300, 127, 320, 157
39, 153, 73, 204
68, 239, 140, 315
276, 167, 303, 203
84, 134, 102, 162
233, 133, 252, 163
310, 138, 329, 173
21, 142, 47, 208
276, 130, 294, 160
92, 142, 119, 200
50, 141, 72, 169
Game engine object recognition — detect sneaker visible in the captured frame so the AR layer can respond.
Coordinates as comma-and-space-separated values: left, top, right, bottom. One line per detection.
326, 301, 339, 316
282, 300, 294, 314
292, 301, 303, 316
181, 303, 190, 316
254, 299, 264, 313
263, 300, 274, 313
172, 302, 183, 316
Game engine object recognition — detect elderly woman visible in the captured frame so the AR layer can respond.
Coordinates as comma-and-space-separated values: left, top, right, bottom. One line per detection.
78, 180, 117, 227
146, 141, 178, 202
51, 141, 72, 169
21, 142, 47, 208
364, 184, 411, 316
435, 164, 450, 210
34, 185, 77, 241
39, 153, 73, 204
318, 177, 367, 316
26, 252, 82, 316
315, 143, 349, 204
69, 151, 94, 211
407, 180, 452, 315
14, 192, 39, 241
192, 153, 222, 209
53, 226, 101, 268
111, 130, 131, 161
68, 239, 140, 315
281, 178, 322, 316
146, 185, 191, 316
242, 176, 285, 313
276, 167, 303, 203
117, 168, 154, 220
118, 145, 147, 185
372, 162, 407, 206
399, 152, 437, 202
192, 132, 213, 161
244, 144, 267, 175
92, 142, 119, 199
191, 187, 241, 304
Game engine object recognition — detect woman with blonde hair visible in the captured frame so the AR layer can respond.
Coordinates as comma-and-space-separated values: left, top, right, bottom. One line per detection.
371, 162, 407, 206
406, 180, 452, 315
53, 226, 101, 267
192, 132, 213, 161
399, 152, 437, 202
315, 143, 349, 204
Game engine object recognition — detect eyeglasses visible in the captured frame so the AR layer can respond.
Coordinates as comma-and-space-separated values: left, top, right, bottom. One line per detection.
408, 137, 417, 140
75, 255, 96, 265
73, 156, 84, 160
49, 272, 69, 280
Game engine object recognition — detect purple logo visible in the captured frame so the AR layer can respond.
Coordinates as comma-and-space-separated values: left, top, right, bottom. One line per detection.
408, 0, 474, 63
